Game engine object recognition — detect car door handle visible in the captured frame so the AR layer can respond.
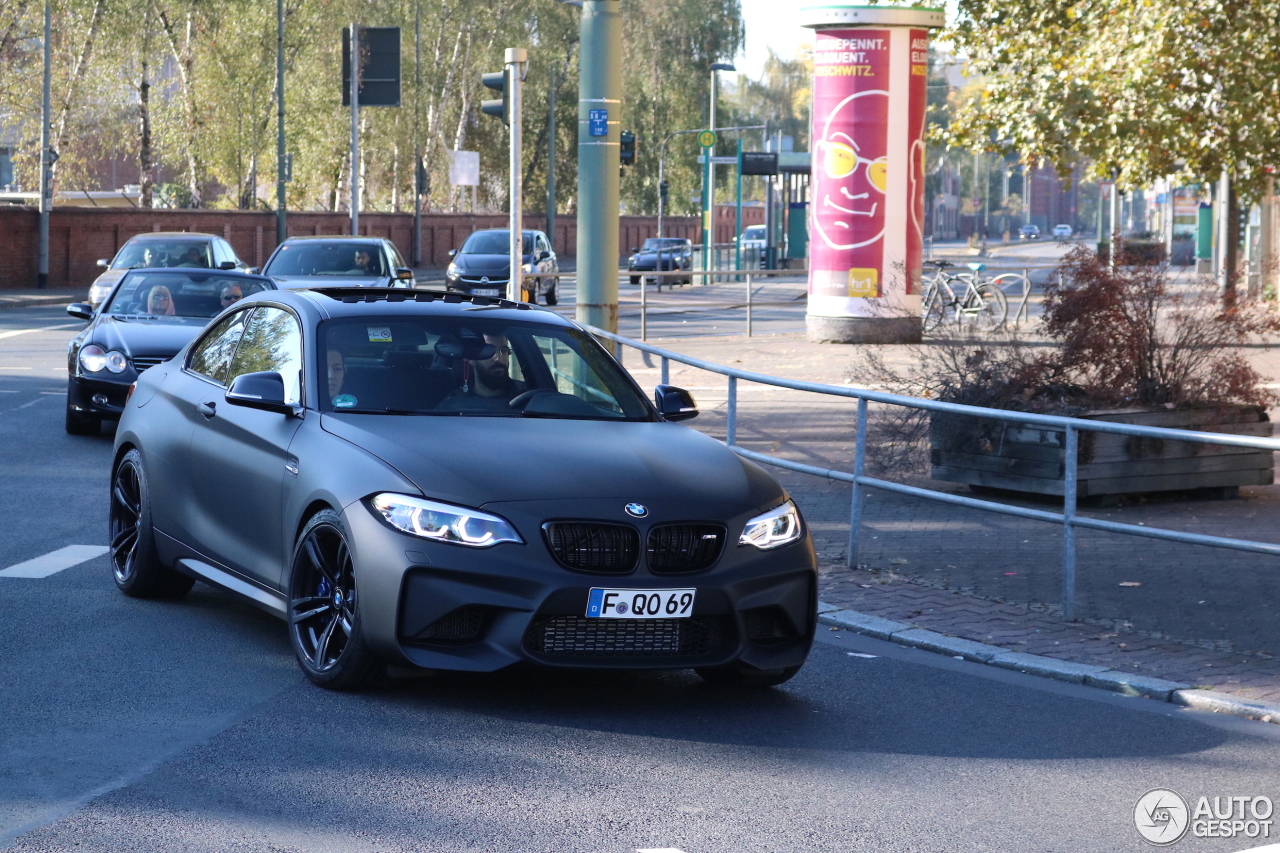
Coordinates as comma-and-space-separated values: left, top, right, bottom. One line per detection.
196, 401, 217, 419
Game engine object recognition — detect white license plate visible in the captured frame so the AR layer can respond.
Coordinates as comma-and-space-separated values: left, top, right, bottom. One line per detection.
471, 287, 501, 297
586, 588, 696, 619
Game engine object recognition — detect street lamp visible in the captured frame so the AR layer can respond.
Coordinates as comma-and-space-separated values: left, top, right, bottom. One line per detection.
703, 61, 735, 272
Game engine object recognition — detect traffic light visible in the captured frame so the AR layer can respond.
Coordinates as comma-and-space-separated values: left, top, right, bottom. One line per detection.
619, 130, 636, 166
659, 180, 669, 202
481, 70, 509, 126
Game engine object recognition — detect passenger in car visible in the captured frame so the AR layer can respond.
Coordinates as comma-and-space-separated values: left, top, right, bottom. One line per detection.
219, 284, 244, 307
176, 246, 208, 268
147, 286, 176, 315
327, 348, 346, 400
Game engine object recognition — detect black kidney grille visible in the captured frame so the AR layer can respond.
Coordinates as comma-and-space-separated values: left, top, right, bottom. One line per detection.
544, 522, 640, 573
646, 524, 726, 573
526, 615, 727, 657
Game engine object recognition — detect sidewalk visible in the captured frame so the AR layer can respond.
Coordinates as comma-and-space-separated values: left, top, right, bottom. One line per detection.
623, 329, 1280, 710
0, 288, 83, 310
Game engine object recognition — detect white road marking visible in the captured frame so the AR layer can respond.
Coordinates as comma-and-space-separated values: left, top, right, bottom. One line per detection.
0, 322, 80, 341
0, 396, 52, 416
0, 545, 109, 578
847, 652, 878, 658
39, 391, 63, 395
637, 849, 687, 853
0, 367, 32, 370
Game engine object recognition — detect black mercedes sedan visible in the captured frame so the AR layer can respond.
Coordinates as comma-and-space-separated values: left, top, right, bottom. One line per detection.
65, 269, 275, 434
110, 287, 816, 690
628, 237, 693, 285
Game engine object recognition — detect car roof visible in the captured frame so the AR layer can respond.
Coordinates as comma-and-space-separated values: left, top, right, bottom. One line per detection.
125, 232, 221, 241
466, 229, 544, 237
279, 235, 393, 244
260, 286, 574, 326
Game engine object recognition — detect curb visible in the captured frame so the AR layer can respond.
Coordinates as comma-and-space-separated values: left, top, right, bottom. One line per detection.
818, 603, 1280, 725
0, 295, 76, 311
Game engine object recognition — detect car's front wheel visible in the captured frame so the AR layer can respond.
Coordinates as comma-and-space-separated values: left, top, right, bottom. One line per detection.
544, 282, 558, 306
65, 405, 100, 436
288, 509, 380, 690
695, 662, 803, 688
110, 449, 194, 598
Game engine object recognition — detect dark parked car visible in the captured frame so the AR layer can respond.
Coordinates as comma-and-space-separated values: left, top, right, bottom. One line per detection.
109, 286, 817, 690
1018, 224, 1041, 240
65, 269, 275, 434
445, 229, 559, 304
628, 237, 693, 285
262, 236, 415, 290
88, 232, 251, 309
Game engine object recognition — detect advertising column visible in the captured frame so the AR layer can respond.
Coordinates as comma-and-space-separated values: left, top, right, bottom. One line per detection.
801, 5, 943, 343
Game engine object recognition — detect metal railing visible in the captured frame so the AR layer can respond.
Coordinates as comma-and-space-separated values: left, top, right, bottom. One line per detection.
583, 324, 1280, 622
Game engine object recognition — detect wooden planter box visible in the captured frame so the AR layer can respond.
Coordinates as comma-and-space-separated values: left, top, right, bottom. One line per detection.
930, 405, 1275, 497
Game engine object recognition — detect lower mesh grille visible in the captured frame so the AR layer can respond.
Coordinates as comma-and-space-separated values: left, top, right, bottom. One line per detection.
526, 615, 729, 657
407, 605, 490, 645
646, 524, 726, 573
543, 522, 640, 573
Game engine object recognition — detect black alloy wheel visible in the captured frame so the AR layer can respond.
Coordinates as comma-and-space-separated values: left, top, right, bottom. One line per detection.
109, 449, 194, 598
288, 509, 379, 690
544, 282, 558, 306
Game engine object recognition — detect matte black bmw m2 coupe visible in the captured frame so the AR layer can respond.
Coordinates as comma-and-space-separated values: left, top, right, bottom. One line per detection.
110, 287, 817, 689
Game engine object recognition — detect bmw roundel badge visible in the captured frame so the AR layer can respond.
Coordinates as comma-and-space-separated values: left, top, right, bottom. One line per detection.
624, 503, 648, 518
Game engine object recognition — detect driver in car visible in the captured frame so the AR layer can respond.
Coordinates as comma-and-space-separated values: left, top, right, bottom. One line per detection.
441, 333, 523, 412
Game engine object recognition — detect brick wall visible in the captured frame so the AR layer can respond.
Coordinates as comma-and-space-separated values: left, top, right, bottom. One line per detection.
0, 206, 757, 290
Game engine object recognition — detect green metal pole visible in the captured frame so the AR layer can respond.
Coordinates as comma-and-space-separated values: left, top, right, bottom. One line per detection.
575, 0, 621, 333
735, 138, 743, 273
546, 63, 556, 252
702, 143, 712, 276
275, 0, 286, 244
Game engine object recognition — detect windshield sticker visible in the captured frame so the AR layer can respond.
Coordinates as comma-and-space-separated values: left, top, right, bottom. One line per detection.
332, 394, 358, 409
368, 327, 393, 342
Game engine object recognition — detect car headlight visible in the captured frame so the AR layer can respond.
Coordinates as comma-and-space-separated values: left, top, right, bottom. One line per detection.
522, 263, 535, 273
370, 494, 522, 548
80, 344, 128, 373
446, 263, 459, 277
740, 500, 802, 550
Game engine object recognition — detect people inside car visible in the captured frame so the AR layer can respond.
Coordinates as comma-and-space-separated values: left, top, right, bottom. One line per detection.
440, 333, 523, 411
219, 283, 244, 307
347, 249, 375, 276
177, 246, 208, 268
147, 286, 176, 315
327, 348, 346, 401
139, 246, 162, 268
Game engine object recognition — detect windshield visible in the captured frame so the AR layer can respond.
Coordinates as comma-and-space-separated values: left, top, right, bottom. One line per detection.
461, 231, 534, 255
264, 242, 387, 277
641, 238, 689, 251
319, 316, 651, 420
112, 239, 213, 270
742, 226, 765, 240
104, 272, 272, 318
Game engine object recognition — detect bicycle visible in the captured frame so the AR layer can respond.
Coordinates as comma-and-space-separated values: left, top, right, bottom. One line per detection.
920, 260, 1009, 333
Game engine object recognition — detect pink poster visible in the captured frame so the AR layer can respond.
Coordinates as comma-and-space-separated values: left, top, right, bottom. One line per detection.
905, 28, 928, 296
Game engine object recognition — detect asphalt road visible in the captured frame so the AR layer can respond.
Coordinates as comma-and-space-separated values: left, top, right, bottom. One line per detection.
3, 305, 1279, 853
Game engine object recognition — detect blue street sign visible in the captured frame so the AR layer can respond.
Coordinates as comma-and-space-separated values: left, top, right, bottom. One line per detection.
589, 109, 608, 137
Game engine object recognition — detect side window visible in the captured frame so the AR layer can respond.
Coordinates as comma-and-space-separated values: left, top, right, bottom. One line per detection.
188, 309, 252, 385
390, 244, 407, 269
227, 306, 304, 405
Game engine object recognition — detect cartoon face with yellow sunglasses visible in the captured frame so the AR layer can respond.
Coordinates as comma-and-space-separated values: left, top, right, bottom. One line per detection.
812, 90, 889, 253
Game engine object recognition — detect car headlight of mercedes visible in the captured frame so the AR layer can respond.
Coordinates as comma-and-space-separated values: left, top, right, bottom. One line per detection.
370, 494, 523, 548
79, 344, 128, 374
446, 263, 459, 277
739, 500, 802, 550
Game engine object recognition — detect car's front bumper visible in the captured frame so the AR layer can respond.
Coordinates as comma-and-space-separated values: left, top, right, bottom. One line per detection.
67, 372, 134, 420
344, 500, 818, 674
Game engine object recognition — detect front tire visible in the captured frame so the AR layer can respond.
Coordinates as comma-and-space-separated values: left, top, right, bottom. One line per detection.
695, 662, 803, 688
288, 509, 380, 690
110, 449, 194, 598
544, 283, 558, 306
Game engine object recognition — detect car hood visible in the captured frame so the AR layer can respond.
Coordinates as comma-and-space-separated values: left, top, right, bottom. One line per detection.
90, 270, 126, 292
271, 275, 387, 288
455, 254, 529, 274
88, 314, 210, 357
319, 414, 784, 510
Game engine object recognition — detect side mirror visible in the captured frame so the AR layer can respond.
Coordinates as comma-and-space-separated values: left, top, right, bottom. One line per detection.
536, 250, 550, 262
447, 248, 457, 258
96, 259, 109, 269
395, 267, 415, 281
247, 267, 260, 275
218, 261, 237, 270
225, 371, 299, 416
655, 384, 698, 422
630, 246, 639, 253
67, 302, 94, 321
